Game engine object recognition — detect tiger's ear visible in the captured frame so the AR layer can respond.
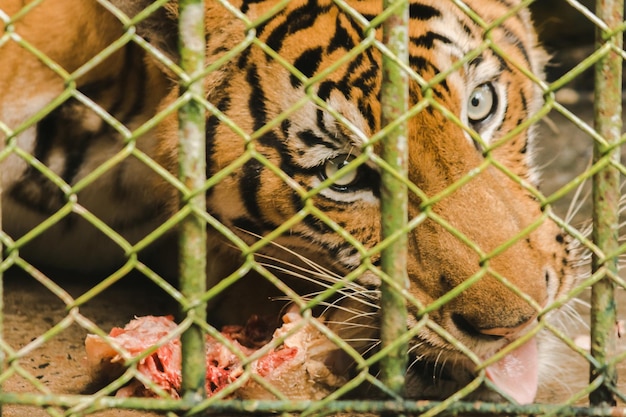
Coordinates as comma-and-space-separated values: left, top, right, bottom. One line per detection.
108, 0, 180, 61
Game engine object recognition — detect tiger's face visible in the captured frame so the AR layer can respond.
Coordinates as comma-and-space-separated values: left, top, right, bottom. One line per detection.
144, 0, 576, 403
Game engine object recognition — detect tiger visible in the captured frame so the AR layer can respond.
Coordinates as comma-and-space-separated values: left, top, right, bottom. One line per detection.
0, 0, 577, 404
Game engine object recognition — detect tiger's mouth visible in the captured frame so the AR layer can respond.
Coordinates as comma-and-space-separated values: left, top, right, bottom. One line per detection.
406, 336, 539, 404
483, 337, 538, 404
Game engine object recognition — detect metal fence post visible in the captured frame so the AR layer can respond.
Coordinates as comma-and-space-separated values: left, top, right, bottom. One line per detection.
590, 0, 623, 407
0, 136, 3, 417
177, 0, 208, 403
380, 0, 409, 398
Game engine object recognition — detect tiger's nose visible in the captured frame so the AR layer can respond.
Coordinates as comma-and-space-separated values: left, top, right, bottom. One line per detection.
452, 312, 536, 340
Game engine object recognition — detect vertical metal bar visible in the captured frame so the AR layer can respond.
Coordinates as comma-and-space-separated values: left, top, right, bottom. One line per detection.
590, 0, 622, 406
178, 0, 207, 402
0, 140, 3, 417
380, 0, 409, 397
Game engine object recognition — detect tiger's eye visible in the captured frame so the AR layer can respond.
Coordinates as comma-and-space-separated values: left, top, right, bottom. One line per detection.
468, 83, 497, 123
323, 155, 358, 188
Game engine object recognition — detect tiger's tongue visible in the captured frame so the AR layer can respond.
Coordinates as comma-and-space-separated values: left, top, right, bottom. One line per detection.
485, 338, 538, 404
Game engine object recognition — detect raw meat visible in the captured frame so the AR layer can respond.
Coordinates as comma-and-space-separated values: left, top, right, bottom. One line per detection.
85, 312, 346, 399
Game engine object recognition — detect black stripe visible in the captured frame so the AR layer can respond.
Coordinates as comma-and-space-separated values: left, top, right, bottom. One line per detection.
297, 215, 353, 261
61, 131, 91, 185
362, 13, 376, 22
460, 20, 475, 38
280, 119, 291, 138
520, 89, 528, 114
315, 80, 336, 139
232, 215, 268, 238
246, 64, 268, 131
520, 139, 528, 154
327, 13, 359, 54
81, 44, 147, 127
263, 0, 330, 53
297, 129, 331, 148
291, 46, 324, 88
210, 45, 230, 56
301, 211, 332, 234
239, 159, 264, 222
206, 95, 231, 178
508, 29, 531, 67
239, 0, 266, 15
409, 55, 436, 74
410, 32, 452, 49
469, 56, 484, 68
341, 48, 379, 98
9, 108, 64, 213
409, 3, 441, 20
409, 55, 448, 100
237, 47, 251, 69
270, 128, 305, 179
498, 0, 517, 8
260, 130, 296, 183
345, 54, 380, 131
32, 109, 57, 162
358, 99, 378, 133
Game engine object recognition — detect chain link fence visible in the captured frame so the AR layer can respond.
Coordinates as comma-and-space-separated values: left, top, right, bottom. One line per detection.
0, 0, 624, 416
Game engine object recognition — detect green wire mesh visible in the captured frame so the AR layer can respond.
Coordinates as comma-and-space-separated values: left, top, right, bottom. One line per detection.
0, 0, 624, 415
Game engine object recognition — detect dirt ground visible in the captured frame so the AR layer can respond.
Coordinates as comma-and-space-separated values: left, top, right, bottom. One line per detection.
2, 272, 173, 417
